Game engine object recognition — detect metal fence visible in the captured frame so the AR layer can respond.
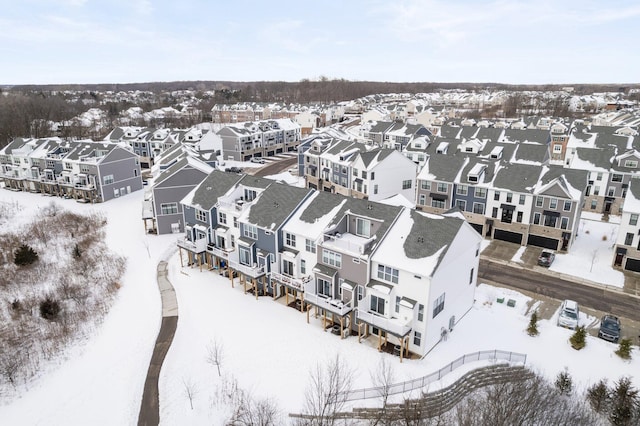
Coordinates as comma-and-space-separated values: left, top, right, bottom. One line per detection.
343, 349, 527, 402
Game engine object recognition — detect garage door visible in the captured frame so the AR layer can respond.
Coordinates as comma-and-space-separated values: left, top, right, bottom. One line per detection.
494, 229, 523, 245
470, 223, 483, 234
527, 234, 559, 250
625, 258, 640, 272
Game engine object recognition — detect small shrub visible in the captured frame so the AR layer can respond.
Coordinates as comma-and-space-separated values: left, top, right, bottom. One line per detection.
73, 244, 82, 259
10, 299, 21, 311
570, 326, 587, 350
39, 297, 61, 321
602, 235, 607, 241
555, 368, 573, 395
526, 310, 539, 336
615, 338, 633, 360
14, 244, 39, 266
586, 379, 610, 413
609, 377, 639, 426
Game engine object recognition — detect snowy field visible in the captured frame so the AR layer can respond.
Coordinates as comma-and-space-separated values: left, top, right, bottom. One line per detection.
0, 188, 637, 425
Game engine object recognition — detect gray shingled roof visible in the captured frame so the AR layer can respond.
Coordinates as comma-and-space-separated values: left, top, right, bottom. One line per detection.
190, 170, 243, 210
513, 143, 549, 163
358, 149, 395, 167
574, 147, 615, 169
438, 125, 462, 139
492, 163, 542, 193
238, 174, 273, 189
629, 178, 640, 201
247, 183, 311, 229
539, 167, 588, 193
474, 127, 503, 142
299, 191, 346, 223
503, 129, 550, 144
426, 155, 467, 181
403, 211, 463, 270
594, 133, 629, 151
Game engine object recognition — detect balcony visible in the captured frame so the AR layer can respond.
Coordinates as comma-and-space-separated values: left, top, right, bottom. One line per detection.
304, 292, 353, 316
228, 259, 265, 278
356, 298, 412, 337
323, 232, 369, 256
218, 198, 250, 213
207, 244, 232, 259
270, 271, 311, 291
177, 237, 207, 253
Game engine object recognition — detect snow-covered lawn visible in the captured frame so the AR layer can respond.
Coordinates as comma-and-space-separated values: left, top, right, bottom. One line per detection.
0, 189, 637, 425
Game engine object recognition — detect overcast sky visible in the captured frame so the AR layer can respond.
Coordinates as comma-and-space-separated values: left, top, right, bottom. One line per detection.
2, 0, 639, 85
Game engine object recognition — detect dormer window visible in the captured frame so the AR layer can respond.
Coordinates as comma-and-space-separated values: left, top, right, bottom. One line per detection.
467, 163, 486, 183
624, 160, 638, 168
436, 142, 449, 154
489, 146, 503, 159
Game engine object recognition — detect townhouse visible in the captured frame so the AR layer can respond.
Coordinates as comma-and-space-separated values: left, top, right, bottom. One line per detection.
0, 137, 142, 203
614, 178, 640, 272
216, 118, 302, 161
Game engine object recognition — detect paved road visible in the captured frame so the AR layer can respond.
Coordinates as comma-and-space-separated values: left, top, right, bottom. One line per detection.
137, 261, 179, 426
254, 156, 297, 177
479, 258, 640, 322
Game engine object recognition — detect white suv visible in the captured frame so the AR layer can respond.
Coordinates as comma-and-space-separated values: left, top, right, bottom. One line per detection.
250, 157, 265, 164
557, 299, 579, 330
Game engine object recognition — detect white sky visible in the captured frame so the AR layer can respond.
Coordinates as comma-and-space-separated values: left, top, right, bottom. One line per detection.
2, 0, 640, 85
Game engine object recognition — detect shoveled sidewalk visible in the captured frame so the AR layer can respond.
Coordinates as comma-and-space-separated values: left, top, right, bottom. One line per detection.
137, 261, 178, 426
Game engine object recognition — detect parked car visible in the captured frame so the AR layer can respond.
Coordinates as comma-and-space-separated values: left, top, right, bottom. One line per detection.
557, 299, 579, 330
537, 249, 555, 267
598, 314, 621, 343
250, 157, 265, 164
225, 166, 243, 173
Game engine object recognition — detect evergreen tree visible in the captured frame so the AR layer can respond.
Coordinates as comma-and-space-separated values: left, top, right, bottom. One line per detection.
73, 243, 82, 260
615, 338, 633, 360
569, 326, 587, 350
609, 377, 639, 426
555, 368, 573, 395
14, 244, 39, 266
526, 310, 539, 336
586, 379, 610, 413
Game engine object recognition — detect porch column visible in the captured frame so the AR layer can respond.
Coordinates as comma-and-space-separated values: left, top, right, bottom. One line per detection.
178, 247, 183, 267
300, 293, 305, 312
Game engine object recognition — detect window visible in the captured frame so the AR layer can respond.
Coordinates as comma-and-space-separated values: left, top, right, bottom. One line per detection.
371, 172, 375, 180
625, 232, 634, 246
564, 201, 571, 211
413, 331, 422, 346
506, 193, 513, 203
456, 185, 468, 196
362, 170, 367, 179
356, 218, 371, 237
437, 182, 447, 192
475, 187, 487, 198
533, 212, 541, 225
239, 246, 251, 266
492, 207, 498, 218
596, 172, 603, 181
516, 211, 523, 222
377, 264, 399, 284
353, 168, 358, 176
469, 268, 474, 284
373, 184, 378, 195
103, 174, 114, 185
244, 189, 257, 201
494, 191, 500, 201
631, 214, 639, 226
420, 180, 430, 190
402, 180, 412, 190
560, 217, 569, 229
612, 174, 623, 182
456, 200, 466, 210
161, 203, 178, 215
370, 294, 385, 315
357, 285, 364, 301
395, 296, 401, 313
608, 187, 615, 197
418, 304, 424, 321
285, 232, 296, 247
195, 209, 207, 222
432, 199, 445, 209
300, 259, 306, 275
553, 144, 562, 153
625, 160, 638, 168
305, 239, 316, 253
519, 195, 526, 205
282, 259, 294, 276
591, 200, 597, 209
433, 293, 445, 318
594, 186, 600, 196
535, 197, 543, 207
322, 249, 342, 268
244, 224, 257, 240
419, 194, 426, 205
218, 212, 227, 224
233, 217, 238, 228
473, 203, 484, 214
549, 198, 557, 209
544, 215, 557, 227
316, 278, 331, 298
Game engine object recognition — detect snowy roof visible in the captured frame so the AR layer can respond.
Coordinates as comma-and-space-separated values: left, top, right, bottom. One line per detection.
246, 183, 311, 230
283, 191, 348, 239
183, 170, 244, 210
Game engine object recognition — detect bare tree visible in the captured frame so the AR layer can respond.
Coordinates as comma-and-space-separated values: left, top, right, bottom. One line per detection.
206, 338, 224, 377
229, 389, 281, 426
302, 354, 353, 425
369, 356, 396, 425
183, 377, 197, 410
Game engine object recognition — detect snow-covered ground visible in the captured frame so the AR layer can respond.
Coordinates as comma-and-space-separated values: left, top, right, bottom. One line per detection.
0, 189, 637, 425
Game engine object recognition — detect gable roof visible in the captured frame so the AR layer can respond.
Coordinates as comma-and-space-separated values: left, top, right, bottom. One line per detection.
245, 183, 312, 230
185, 170, 244, 210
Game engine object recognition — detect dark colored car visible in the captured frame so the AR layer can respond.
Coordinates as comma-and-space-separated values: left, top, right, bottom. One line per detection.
226, 166, 243, 173
598, 315, 621, 343
537, 249, 555, 267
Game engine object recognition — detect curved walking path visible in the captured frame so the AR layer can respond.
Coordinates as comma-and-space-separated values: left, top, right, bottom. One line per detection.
138, 261, 179, 426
